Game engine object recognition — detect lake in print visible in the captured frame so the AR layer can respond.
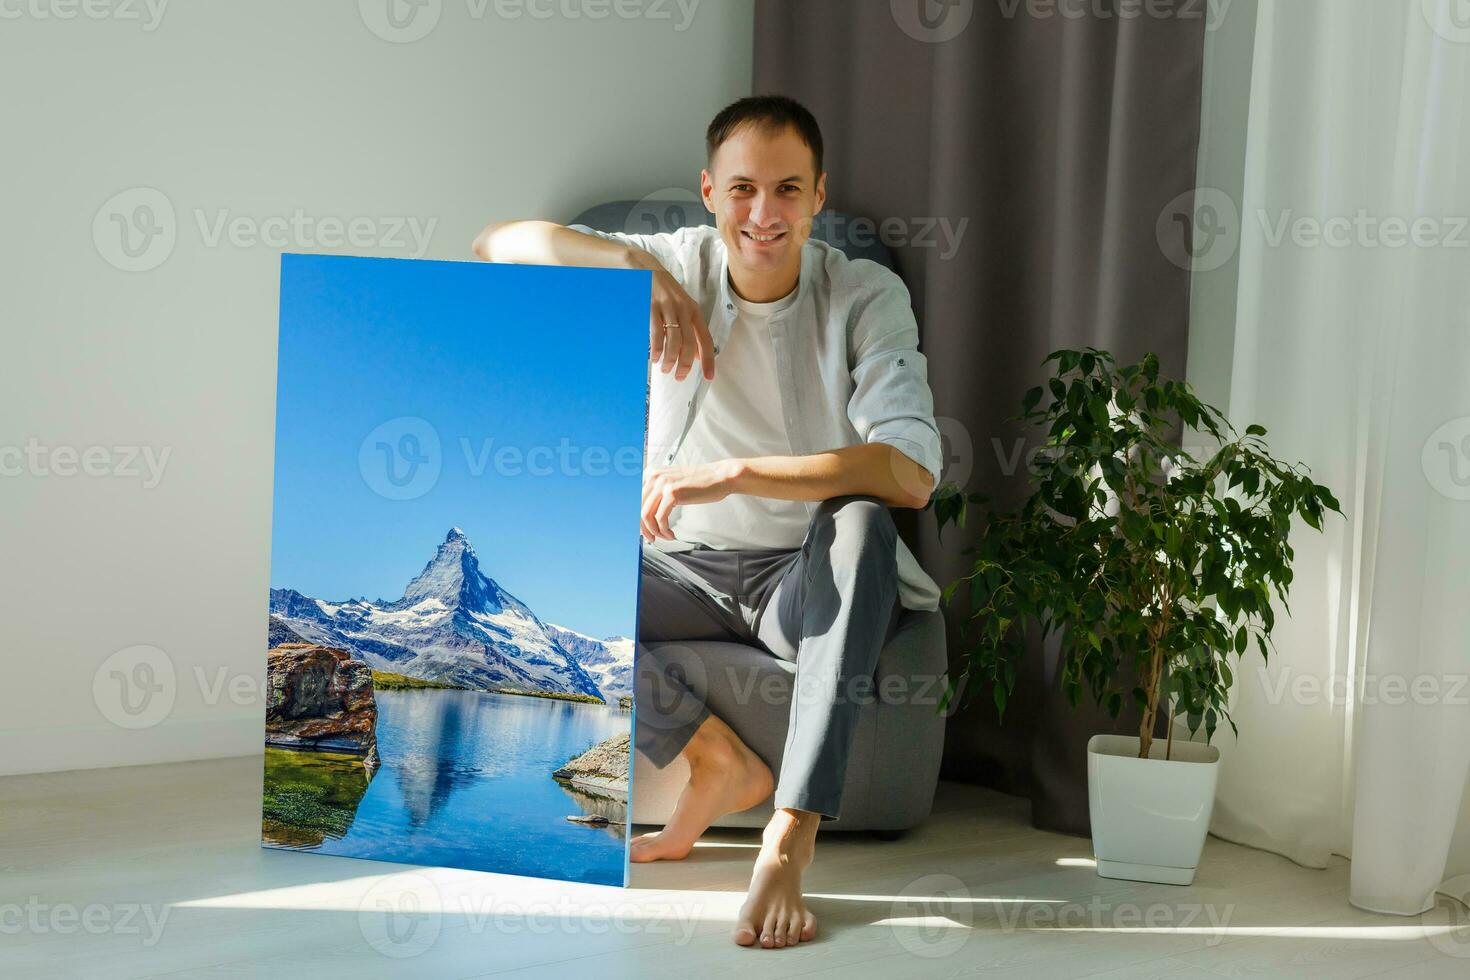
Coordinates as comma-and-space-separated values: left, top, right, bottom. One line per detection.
262, 688, 631, 886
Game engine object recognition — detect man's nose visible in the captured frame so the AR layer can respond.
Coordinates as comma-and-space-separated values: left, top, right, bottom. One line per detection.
748, 193, 778, 228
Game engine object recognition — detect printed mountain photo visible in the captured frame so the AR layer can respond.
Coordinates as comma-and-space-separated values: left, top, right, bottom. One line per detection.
264, 254, 650, 886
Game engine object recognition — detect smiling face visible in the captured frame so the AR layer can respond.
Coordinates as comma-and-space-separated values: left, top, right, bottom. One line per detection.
701, 123, 827, 301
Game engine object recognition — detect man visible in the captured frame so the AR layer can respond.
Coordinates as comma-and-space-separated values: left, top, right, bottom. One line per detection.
471, 95, 942, 950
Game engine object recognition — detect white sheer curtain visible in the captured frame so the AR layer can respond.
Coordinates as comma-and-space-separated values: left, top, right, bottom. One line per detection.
1191, 0, 1470, 916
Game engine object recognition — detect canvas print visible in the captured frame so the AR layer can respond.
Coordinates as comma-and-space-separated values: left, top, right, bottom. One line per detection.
263, 253, 650, 887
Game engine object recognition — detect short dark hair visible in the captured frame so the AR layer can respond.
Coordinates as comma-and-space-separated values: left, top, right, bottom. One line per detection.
706, 95, 824, 178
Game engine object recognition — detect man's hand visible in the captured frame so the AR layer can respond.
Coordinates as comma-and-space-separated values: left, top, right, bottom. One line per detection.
647, 266, 716, 382
640, 460, 743, 542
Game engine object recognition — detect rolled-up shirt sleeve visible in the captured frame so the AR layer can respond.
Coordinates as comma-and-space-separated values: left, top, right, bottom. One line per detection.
846, 269, 944, 488
566, 223, 689, 280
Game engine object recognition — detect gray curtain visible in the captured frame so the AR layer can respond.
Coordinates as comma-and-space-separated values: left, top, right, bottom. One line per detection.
754, 0, 1206, 835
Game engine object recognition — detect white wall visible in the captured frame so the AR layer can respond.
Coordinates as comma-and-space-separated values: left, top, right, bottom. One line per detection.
0, 0, 753, 776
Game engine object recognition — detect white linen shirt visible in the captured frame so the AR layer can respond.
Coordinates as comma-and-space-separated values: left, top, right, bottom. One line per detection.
570, 222, 943, 611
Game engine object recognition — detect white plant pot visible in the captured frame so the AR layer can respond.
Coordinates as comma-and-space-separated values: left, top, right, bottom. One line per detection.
1087, 733, 1221, 886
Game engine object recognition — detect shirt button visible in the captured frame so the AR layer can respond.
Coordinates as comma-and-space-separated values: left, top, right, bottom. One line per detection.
898, 357, 907, 366
725, 303, 734, 311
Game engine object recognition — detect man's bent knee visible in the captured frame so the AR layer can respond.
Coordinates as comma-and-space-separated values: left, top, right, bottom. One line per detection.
812, 495, 898, 556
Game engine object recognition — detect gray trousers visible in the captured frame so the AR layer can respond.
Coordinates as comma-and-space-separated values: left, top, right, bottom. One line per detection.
634, 495, 902, 821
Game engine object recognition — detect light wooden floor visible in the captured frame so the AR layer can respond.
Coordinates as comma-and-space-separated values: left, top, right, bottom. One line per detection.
1, 756, 1464, 979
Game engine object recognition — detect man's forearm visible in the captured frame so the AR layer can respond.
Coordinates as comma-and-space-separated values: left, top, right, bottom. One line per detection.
726, 444, 934, 510
471, 220, 658, 272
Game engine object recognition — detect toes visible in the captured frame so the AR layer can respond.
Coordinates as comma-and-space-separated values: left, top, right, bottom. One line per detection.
733, 920, 758, 947
784, 913, 802, 947
800, 911, 817, 941
761, 911, 779, 948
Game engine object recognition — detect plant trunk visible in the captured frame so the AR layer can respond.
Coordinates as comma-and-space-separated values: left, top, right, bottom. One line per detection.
1138, 640, 1165, 759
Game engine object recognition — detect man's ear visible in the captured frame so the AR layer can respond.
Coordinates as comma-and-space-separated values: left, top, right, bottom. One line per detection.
700, 169, 715, 214
814, 171, 828, 217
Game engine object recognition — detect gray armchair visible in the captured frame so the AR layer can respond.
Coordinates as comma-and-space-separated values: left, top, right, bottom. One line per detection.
572, 199, 948, 833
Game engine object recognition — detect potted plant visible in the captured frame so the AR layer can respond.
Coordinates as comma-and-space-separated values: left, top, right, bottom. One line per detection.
929, 348, 1340, 885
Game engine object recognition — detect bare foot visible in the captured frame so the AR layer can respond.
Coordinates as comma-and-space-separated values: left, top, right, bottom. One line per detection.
629, 714, 773, 863
733, 808, 820, 949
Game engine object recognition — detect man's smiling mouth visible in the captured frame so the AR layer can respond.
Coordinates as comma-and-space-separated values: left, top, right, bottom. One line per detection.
742, 230, 786, 244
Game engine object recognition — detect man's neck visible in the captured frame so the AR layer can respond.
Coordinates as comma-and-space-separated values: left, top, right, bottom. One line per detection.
727, 262, 800, 304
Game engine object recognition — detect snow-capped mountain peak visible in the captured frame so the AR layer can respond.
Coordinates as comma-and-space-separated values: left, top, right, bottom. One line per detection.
269, 528, 621, 700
